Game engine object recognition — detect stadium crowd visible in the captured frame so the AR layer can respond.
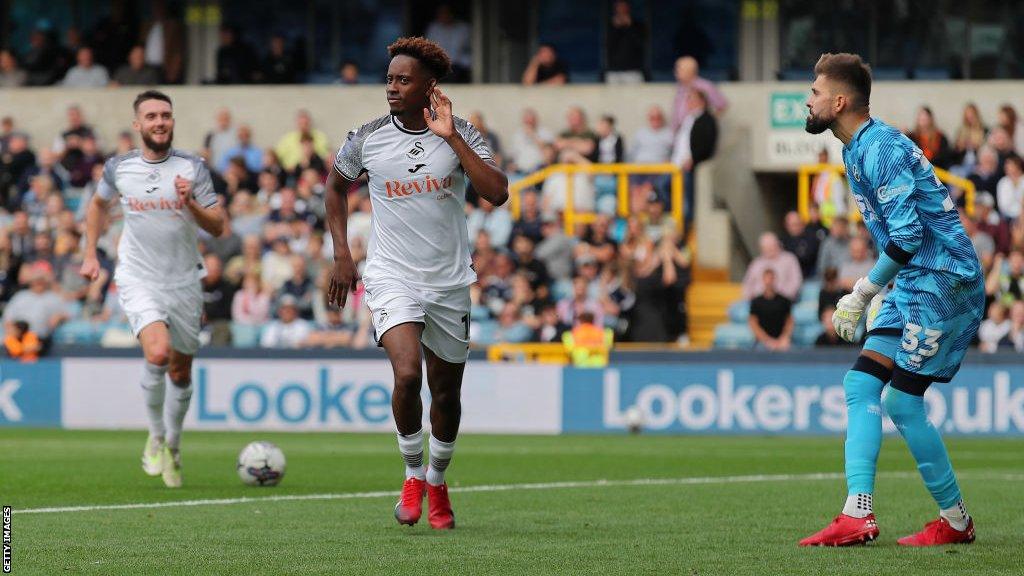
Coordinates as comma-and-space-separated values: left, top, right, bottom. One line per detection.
734, 101, 1024, 352
0, 57, 723, 355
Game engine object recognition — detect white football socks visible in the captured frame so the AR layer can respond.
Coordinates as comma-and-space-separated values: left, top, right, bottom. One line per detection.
164, 381, 193, 451
397, 429, 426, 480
940, 500, 970, 531
141, 362, 167, 440
426, 435, 456, 486
843, 493, 873, 518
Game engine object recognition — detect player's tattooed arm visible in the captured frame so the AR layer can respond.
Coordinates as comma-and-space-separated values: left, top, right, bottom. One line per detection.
175, 175, 225, 237
425, 87, 509, 206
325, 167, 358, 308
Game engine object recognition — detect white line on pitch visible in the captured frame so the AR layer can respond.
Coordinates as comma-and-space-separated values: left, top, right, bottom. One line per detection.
13, 471, 1020, 515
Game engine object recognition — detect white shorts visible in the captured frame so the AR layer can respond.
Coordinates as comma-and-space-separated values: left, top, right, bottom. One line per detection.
119, 280, 203, 356
364, 278, 471, 364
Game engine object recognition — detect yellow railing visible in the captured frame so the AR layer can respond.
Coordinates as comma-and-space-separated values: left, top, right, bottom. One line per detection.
797, 163, 975, 222
487, 343, 569, 364
509, 163, 684, 235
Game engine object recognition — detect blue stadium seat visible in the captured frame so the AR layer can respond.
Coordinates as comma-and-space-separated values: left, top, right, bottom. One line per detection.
794, 323, 824, 347
53, 320, 100, 345
472, 320, 499, 346
551, 279, 573, 301
713, 322, 755, 349
727, 300, 749, 323
231, 323, 262, 348
793, 301, 820, 326
800, 281, 821, 304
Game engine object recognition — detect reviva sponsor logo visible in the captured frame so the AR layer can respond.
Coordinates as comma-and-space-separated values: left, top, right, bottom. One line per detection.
127, 197, 187, 211
384, 174, 452, 199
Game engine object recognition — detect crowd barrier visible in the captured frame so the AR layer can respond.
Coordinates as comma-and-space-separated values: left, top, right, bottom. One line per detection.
2, 352, 1023, 436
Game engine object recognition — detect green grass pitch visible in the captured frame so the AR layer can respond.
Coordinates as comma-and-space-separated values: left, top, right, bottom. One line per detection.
1, 429, 1021, 575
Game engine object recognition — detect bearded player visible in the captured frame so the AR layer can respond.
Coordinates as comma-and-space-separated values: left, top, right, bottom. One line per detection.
81, 90, 225, 488
325, 38, 508, 529
799, 54, 981, 546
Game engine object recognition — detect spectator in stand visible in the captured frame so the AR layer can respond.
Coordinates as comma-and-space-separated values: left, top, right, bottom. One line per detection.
275, 109, 329, 171
0, 50, 27, 88
781, 211, 820, 278
203, 108, 239, 172
279, 255, 315, 320
997, 156, 1024, 223
1, 135, 37, 208
468, 111, 502, 161
604, 0, 647, 83
741, 232, 802, 300
816, 215, 851, 277
987, 251, 1024, 306
111, 45, 160, 86
978, 301, 1011, 353
838, 236, 874, 291
510, 190, 544, 244
595, 115, 624, 164
259, 295, 312, 348
814, 307, 851, 347
671, 89, 718, 224
522, 44, 568, 86
810, 148, 849, 225
962, 210, 995, 274
988, 127, 1016, 167
953, 102, 987, 171
1006, 301, 1024, 351
997, 104, 1024, 156
60, 47, 109, 88
201, 254, 235, 346
2, 263, 68, 347
219, 124, 263, 174
907, 106, 953, 169
492, 303, 533, 343
630, 106, 674, 164
670, 56, 727, 132
556, 107, 598, 161
748, 268, 793, 351
23, 27, 61, 86
533, 302, 570, 343
509, 108, 554, 175
511, 234, 551, 296
425, 4, 472, 83
540, 148, 595, 217
0, 116, 16, 151
260, 34, 298, 84
140, 0, 186, 84
974, 192, 1011, 255
817, 267, 845, 317
53, 105, 95, 156
215, 24, 256, 84
467, 197, 513, 249
968, 146, 1003, 208
232, 271, 271, 324
335, 60, 360, 85
4, 320, 41, 361
558, 275, 603, 327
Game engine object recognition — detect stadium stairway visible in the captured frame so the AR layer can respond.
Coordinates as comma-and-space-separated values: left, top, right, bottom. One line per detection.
686, 267, 742, 349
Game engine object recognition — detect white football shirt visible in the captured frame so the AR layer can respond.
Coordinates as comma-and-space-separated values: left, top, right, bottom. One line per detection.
334, 115, 494, 290
97, 149, 218, 288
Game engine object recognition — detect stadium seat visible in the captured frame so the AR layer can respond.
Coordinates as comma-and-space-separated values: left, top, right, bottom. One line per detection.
551, 279, 573, 302
230, 323, 262, 348
712, 322, 755, 349
793, 301, 820, 326
800, 281, 821, 304
472, 320, 499, 346
52, 320, 100, 345
727, 300, 749, 323
794, 323, 824, 347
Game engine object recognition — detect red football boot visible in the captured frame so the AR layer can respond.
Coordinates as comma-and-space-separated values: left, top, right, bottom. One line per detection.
427, 482, 455, 529
799, 514, 879, 546
394, 477, 426, 526
897, 517, 975, 546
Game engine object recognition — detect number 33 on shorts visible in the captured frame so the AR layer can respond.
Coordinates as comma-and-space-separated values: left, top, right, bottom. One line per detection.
901, 323, 942, 367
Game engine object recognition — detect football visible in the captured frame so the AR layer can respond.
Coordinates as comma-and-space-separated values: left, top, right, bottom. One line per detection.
237, 441, 287, 486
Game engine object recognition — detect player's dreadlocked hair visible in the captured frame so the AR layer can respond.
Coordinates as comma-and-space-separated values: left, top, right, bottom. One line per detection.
814, 53, 872, 112
388, 37, 452, 80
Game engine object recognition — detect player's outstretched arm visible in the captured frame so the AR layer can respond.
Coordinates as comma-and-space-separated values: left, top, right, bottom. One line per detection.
324, 166, 358, 309
80, 193, 108, 282
425, 88, 509, 206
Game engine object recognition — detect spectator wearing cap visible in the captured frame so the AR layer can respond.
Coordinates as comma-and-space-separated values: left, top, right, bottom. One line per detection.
741, 232, 802, 300
2, 263, 68, 346
259, 295, 312, 348
974, 192, 1011, 255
